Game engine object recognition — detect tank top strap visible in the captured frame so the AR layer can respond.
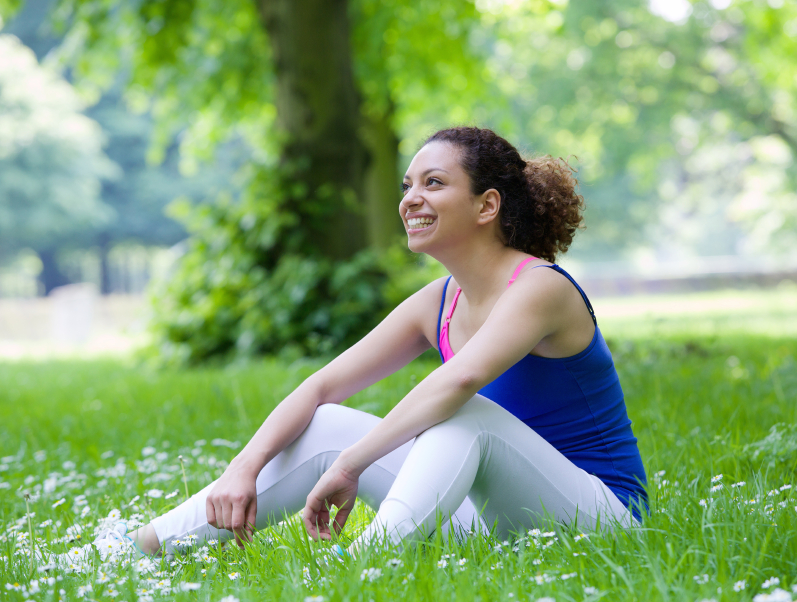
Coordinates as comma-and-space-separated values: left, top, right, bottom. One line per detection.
544, 264, 597, 325
436, 276, 452, 362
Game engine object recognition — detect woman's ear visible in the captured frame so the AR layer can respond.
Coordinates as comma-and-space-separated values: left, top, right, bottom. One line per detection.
476, 188, 502, 225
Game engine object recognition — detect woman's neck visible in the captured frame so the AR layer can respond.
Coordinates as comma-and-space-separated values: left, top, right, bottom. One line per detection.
434, 238, 525, 306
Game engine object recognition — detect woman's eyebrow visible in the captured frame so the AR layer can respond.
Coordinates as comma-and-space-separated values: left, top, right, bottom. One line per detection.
403, 168, 450, 180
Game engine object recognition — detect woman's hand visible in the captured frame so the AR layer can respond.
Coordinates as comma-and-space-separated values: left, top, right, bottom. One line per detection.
206, 461, 259, 547
302, 461, 360, 540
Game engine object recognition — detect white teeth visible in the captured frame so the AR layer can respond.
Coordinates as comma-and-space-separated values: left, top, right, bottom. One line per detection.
407, 217, 435, 228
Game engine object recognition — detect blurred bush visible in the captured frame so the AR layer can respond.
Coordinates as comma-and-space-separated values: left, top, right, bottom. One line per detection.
147, 168, 440, 365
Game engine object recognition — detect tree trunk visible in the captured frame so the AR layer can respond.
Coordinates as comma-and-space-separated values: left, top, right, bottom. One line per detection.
98, 235, 112, 295
38, 248, 70, 295
361, 107, 403, 250
257, 0, 369, 260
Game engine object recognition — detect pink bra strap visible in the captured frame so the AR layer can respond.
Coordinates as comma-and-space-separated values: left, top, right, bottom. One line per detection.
507, 257, 537, 288
439, 256, 537, 362
444, 287, 463, 324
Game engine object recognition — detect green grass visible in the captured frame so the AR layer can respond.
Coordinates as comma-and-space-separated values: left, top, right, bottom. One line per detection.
1, 323, 797, 599
593, 284, 797, 340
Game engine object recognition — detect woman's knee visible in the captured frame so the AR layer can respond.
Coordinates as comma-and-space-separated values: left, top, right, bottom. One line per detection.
412, 397, 486, 450
311, 402, 349, 422
431, 395, 494, 430
301, 403, 381, 447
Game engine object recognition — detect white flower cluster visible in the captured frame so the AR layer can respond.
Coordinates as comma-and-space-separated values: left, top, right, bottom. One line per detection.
360, 567, 382, 582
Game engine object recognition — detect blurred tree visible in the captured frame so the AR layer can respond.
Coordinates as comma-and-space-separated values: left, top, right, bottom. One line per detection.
3, 0, 245, 294
5, 0, 793, 359
0, 34, 117, 293
85, 92, 246, 293
42, 0, 499, 253
479, 0, 797, 260
18, 0, 509, 360
39, 0, 795, 265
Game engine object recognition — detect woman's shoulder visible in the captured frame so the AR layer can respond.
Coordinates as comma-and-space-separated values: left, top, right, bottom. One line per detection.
508, 262, 584, 311
391, 276, 451, 316
387, 276, 453, 349
509, 262, 595, 337
415, 275, 451, 305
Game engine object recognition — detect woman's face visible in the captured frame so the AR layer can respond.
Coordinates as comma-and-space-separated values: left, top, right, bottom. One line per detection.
400, 141, 483, 254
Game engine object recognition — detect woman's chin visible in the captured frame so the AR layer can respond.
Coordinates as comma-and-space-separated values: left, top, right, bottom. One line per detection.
407, 237, 429, 254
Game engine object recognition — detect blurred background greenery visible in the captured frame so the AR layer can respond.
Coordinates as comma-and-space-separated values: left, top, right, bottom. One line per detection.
0, 0, 795, 362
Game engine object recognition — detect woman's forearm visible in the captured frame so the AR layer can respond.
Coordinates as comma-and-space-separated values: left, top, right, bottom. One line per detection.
228, 375, 326, 477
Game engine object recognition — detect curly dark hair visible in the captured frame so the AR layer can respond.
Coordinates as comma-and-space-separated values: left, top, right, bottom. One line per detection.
424, 127, 584, 263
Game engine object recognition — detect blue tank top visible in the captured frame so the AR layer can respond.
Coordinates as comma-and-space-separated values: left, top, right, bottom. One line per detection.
436, 264, 648, 521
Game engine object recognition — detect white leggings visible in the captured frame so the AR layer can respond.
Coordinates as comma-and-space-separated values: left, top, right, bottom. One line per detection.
151, 395, 635, 552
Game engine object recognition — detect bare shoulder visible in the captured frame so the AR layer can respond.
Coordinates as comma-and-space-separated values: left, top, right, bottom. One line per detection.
397, 275, 450, 348
513, 262, 568, 291
507, 263, 583, 315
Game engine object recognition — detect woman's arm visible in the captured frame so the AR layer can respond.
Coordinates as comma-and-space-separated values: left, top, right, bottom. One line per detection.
205, 278, 447, 543
303, 268, 580, 537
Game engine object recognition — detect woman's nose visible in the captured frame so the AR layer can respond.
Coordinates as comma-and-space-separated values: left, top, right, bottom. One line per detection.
400, 187, 422, 210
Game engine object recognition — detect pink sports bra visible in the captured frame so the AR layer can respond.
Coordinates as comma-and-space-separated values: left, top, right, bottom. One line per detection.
438, 257, 537, 362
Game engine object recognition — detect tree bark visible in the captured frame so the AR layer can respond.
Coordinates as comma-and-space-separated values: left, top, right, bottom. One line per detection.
257, 0, 369, 260
361, 106, 403, 250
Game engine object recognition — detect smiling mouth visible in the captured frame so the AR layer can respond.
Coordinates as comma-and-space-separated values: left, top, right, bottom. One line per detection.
406, 217, 436, 232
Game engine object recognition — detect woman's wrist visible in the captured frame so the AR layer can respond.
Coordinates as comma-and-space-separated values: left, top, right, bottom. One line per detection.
229, 450, 266, 478
334, 448, 368, 479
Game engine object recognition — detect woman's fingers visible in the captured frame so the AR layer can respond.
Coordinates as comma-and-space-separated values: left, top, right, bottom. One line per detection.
204, 467, 259, 546
244, 500, 258, 539
302, 464, 360, 540
221, 500, 235, 534
303, 499, 333, 540
302, 497, 321, 538
206, 496, 218, 528
230, 503, 244, 543
303, 497, 351, 539
207, 488, 257, 547
230, 497, 255, 546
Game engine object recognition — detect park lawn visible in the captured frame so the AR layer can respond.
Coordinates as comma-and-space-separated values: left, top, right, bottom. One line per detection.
1, 331, 796, 601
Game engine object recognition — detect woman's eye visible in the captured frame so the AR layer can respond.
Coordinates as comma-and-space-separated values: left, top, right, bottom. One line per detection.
427, 178, 442, 186
401, 183, 410, 194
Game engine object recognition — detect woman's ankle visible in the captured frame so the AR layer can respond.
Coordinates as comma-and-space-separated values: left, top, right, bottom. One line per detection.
129, 524, 161, 556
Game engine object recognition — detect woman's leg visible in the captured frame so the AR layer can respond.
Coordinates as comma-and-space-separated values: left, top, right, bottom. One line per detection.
145, 404, 483, 555
355, 394, 635, 548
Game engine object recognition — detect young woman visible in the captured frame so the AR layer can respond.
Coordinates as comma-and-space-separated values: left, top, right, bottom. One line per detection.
95, 126, 647, 557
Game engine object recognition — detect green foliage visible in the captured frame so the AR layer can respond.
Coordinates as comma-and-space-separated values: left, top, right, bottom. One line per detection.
350, 0, 512, 130
0, 34, 116, 255
84, 91, 243, 249
0, 0, 20, 21
45, 0, 491, 361
13, 0, 797, 359
0, 0, 247, 293
147, 167, 432, 364
476, 1, 797, 258
1, 331, 796, 599
49, 0, 275, 163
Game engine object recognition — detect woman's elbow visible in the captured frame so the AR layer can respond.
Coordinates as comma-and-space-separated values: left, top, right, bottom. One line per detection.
301, 373, 330, 405
451, 368, 485, 394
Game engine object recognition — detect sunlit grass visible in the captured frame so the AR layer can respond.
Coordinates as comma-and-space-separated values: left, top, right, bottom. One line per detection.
1, 328, 796, 600
594, 283, 797, 340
